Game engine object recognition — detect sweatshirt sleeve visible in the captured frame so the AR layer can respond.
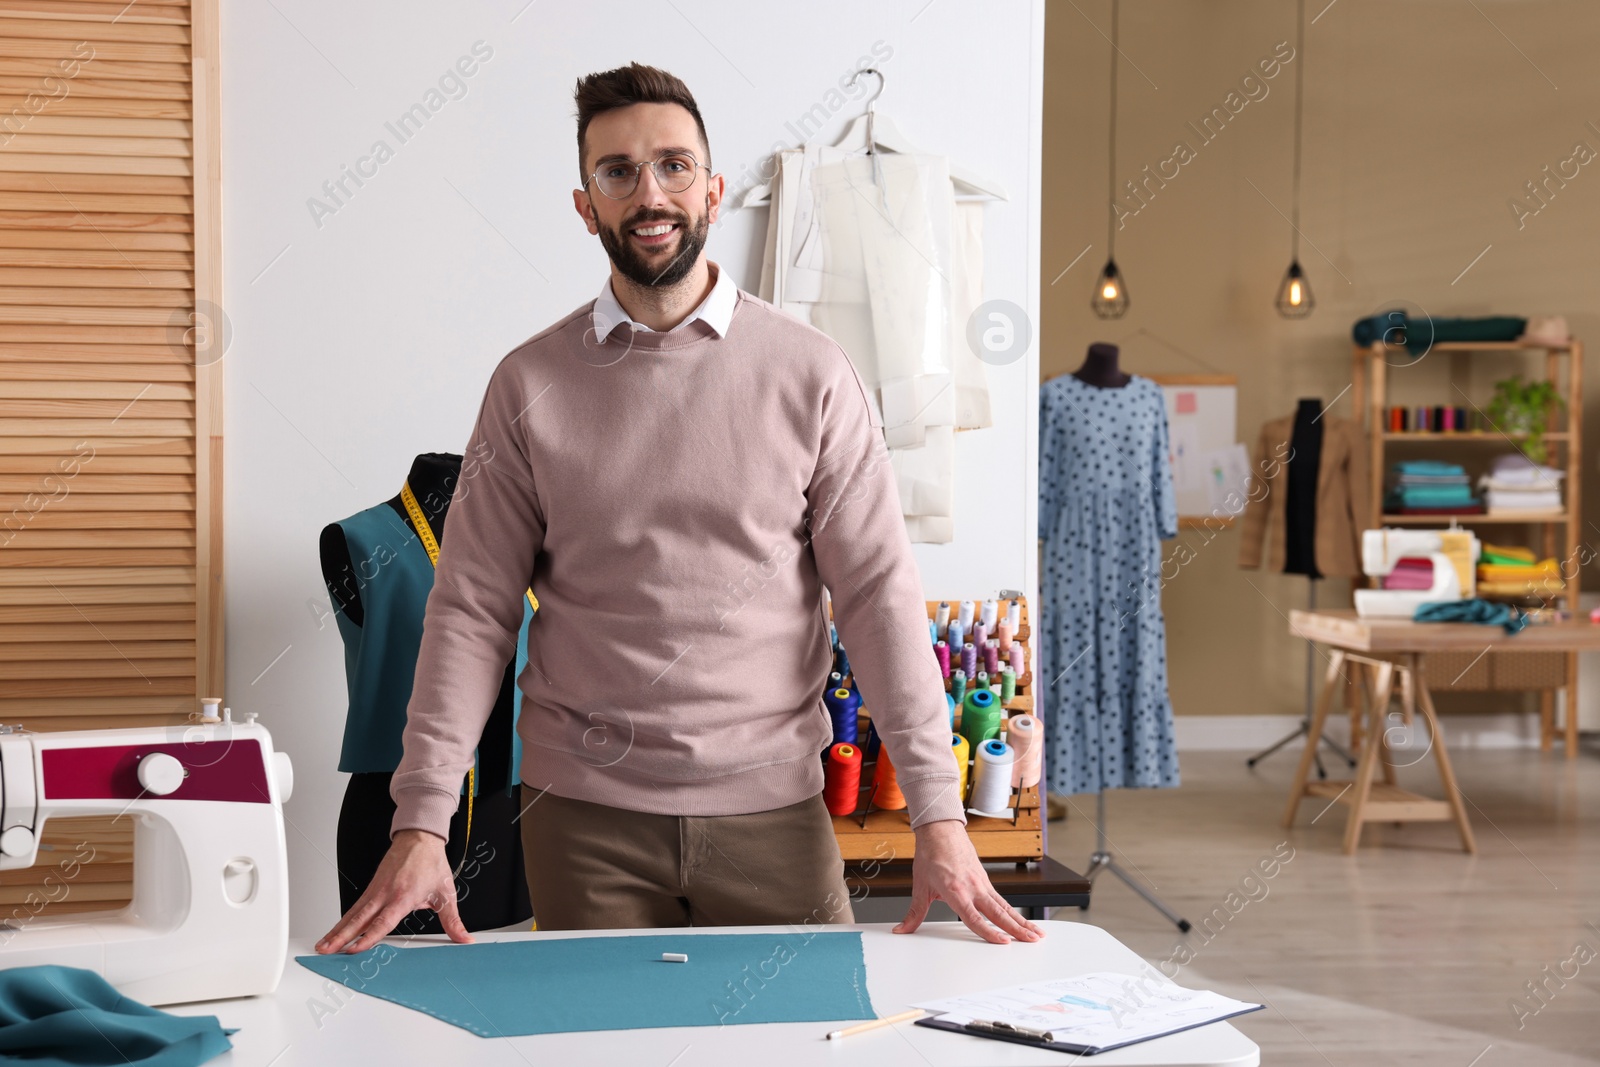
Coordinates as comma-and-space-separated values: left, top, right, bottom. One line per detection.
804, 344, 967, 831
389, 356, 545, 842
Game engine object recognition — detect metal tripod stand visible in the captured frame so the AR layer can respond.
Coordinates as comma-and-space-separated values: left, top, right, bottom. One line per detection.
1080, 789, 1191, 932
1246, 577, 1356, 777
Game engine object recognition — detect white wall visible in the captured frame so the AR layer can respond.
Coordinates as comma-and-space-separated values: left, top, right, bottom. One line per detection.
220, 0, 1043, 938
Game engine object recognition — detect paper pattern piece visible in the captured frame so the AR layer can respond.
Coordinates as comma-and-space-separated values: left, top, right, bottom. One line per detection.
296, 931, 876, 1036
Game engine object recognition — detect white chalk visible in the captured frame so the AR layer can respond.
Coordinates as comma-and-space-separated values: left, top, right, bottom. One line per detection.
661, 952, 688, 963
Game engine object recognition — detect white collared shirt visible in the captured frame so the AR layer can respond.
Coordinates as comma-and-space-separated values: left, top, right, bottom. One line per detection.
591, 259, 737, 339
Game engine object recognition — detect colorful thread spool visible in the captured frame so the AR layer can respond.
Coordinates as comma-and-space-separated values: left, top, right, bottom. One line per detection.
928, 618, 936, 646
951, 670, 967, 705
1006, 714, 1041, 788
935, 640, 950, 678
961, 641, 978, 678
972, 621, 987, 651
946, 692, 957, 729
824, 686, 861, 745
961, 688, 1002, 750
984, 641, 1001, 677
969, 739, 1015, 815
1006, 600, 1022, 635
947, 619, 964, 653
981, 597, 999, 630
871, 745, 907, 810
1001, 666, 1016, 703
823, 743, 862, 815
976, 670, 989, 692
951, 733, 971, 802
997, 619, 1013, 653
958, 599, 976, 633
836, 645, 851, 679
935, 601, 951, 641
829, 670, 843, 690
1008, 643, 1024, 676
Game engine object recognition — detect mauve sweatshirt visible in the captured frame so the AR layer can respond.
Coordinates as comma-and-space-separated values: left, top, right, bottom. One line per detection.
388, 287, 967, 841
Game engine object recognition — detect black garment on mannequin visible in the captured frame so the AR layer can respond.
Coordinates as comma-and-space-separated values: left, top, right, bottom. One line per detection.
1072, 341, 1132, 389
319, 452, 530, 933
1283, 399, 1324, 579
336, 772, 530, 933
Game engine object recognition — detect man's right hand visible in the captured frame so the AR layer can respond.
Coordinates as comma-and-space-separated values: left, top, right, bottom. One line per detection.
314, 828, 473, 954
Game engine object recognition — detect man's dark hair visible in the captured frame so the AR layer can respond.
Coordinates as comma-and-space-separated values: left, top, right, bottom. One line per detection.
573, 62, 710, 182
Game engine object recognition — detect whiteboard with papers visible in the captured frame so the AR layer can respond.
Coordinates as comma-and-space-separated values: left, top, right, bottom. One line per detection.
1148, 374, 1244, 526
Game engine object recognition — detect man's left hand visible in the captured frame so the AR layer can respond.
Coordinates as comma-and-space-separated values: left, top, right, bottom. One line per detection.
892, 819, 1046, 944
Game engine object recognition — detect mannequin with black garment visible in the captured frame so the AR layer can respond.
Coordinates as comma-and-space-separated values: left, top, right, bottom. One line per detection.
320, 452, 533, 934
1243, 400, 1358, 773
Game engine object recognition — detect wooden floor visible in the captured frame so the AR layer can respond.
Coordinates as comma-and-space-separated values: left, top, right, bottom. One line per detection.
1040, 746, 1600, 1065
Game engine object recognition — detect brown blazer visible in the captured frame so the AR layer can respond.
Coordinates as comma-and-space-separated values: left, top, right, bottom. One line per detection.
1237, 414, 1371, 579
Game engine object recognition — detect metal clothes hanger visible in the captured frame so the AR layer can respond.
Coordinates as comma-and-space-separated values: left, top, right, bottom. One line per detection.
737, 67, 1008, 209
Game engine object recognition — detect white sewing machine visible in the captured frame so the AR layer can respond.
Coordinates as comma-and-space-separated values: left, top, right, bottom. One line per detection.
1354, 527, 1478, 618
0, 710, 292, 1006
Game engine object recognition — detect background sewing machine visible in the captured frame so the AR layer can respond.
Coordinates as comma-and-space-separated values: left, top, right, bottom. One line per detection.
0, 709, 292, 1006
1354, 528, 1479, 618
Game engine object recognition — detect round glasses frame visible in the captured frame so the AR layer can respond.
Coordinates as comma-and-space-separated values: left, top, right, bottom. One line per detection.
583, 151, 710, 199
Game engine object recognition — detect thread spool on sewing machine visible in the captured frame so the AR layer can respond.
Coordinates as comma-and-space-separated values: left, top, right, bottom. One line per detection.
0, 701, 293, 1006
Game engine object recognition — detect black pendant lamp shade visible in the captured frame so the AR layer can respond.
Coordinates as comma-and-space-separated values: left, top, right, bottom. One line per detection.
1275, 260, 1313, 317
1093, 259, 1130, 319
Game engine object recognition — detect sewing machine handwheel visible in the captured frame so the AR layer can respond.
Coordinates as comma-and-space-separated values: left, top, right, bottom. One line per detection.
137, 751, 185, 795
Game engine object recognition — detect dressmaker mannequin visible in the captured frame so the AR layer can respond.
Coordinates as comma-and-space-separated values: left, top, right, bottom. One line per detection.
1072, 341, 1132, 389
320, 453, 532, 933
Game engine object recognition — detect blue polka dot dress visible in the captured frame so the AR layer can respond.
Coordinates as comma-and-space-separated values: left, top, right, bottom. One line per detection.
1038, 374, 1181, 796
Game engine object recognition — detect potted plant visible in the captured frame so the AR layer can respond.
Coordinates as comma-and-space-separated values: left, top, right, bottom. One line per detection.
1486, 374, 1563, 464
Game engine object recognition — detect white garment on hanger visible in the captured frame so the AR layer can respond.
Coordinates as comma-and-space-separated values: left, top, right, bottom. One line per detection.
760, 143, 991, 543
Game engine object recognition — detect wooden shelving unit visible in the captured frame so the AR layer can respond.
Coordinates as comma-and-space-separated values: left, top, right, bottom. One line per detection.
1353, 338, 1584, 755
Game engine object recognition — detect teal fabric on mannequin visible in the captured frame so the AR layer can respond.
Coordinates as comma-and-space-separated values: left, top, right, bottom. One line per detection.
331, 502, 529, 796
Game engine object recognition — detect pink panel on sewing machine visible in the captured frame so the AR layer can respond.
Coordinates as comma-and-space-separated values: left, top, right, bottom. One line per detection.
40, 739, 272, 803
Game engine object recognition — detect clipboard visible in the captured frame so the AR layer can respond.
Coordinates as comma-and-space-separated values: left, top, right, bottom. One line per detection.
914, 1002, 1264, 1056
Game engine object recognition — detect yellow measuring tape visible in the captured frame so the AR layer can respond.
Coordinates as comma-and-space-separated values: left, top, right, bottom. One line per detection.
400, 481, 539, 927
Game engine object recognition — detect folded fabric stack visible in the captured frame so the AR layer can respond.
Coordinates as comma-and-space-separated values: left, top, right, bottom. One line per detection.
1476, 541, 1565, 600
1384, 460, 1482, 514
1479, 453, 1564, 515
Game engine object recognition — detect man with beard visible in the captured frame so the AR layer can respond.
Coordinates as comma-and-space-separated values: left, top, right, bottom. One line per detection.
316, 62, 1042, 954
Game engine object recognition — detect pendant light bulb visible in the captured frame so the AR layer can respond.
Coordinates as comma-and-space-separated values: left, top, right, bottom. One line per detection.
1091, 259, 1130, 319
1275, 260, 1313, 318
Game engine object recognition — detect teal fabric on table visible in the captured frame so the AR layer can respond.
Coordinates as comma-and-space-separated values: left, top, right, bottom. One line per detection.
0, 964, 236, 1066
1414, 599, 1529, 634
295, 931, 877, 1036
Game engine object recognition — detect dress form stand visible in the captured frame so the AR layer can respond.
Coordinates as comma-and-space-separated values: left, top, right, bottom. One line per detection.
1246, 399, 1357, 776
1062, 341, 1191, 933
1082, 790, 1192, 932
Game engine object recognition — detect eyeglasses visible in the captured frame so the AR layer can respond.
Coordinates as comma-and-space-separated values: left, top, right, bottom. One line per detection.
584, 151, 709, 199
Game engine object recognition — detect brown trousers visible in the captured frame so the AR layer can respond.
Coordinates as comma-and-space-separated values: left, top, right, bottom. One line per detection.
517, 783, 856, 930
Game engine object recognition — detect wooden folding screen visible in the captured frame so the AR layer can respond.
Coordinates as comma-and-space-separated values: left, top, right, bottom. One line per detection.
0, 0, 221, 918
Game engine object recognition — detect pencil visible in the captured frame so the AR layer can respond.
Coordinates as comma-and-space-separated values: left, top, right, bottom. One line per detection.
825, 1008, 925, 1040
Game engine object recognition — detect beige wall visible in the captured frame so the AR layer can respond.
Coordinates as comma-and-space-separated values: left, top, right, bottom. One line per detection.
1042, 0, 1600, 717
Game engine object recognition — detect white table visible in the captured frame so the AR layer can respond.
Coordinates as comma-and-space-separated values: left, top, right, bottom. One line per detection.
166, 920, 1259, 1066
